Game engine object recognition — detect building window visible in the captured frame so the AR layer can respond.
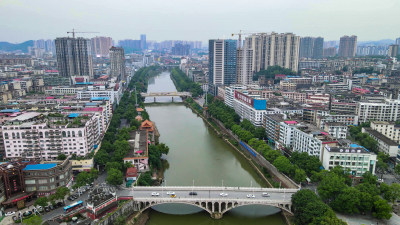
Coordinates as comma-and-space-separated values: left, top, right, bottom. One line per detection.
25, 179, 36, 184
39, 186, 48, 191
38, 179, 47, 184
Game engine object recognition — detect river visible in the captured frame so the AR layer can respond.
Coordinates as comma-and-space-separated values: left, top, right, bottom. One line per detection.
143, 71, 286, 225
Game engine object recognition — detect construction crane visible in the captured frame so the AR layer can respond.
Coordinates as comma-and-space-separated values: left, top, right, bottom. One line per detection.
67, 29, 99, 38
231, 30, 261, 49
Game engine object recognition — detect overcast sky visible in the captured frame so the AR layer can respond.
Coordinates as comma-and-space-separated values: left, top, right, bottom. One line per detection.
0, 0, 399, 43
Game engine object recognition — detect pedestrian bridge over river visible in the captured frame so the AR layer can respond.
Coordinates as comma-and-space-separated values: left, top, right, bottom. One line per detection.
130, 186, 299, 219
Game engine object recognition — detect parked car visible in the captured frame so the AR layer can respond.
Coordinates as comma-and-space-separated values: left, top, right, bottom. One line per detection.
57, 202, 65, 207
23, 211, 32, 217
38, 207, 44, 213
67, 196, 74, 201
5, 211, 15, 216
49, 205, 55, 210
44, 206, 50, 212
151, 192, 160, 196
12, 216, 17, 222
189, 192, 197, 195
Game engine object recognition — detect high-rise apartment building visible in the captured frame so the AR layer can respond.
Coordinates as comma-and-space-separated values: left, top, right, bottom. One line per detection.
388, 45, 399, 57
323, 47, 337, 57
109, 47, 126, 80
208, 39, 237, 94
396, 38, 400, 46
241, 32, 300, 74
91, 36, 113, 57
140, 34, 147, 50
299, 37, 324, 59
55, 37, 93, 78
338, 35, 357, 58
171, 43, 191, 56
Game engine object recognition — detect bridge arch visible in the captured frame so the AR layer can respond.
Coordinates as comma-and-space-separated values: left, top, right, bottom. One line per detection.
135, 200, 213, 215
221, 202, 293, 216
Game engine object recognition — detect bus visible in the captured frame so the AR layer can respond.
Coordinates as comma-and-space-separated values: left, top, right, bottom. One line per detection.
64, 201, 83, 213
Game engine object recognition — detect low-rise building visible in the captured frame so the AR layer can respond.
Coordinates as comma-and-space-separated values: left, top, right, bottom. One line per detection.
370, 121, 400, 144
316, 114, 358, 129
362, 128, 399, 158
324, 122, 348, 139
86, 186, 118, 220
23, 158, 73, 196
232, 91, 267, 126
123, 130, 149, 172
321, 146, 377, 177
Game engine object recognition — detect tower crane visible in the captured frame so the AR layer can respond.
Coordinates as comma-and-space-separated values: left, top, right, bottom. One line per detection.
67, 29, 99, 38
231, 30, 261, 49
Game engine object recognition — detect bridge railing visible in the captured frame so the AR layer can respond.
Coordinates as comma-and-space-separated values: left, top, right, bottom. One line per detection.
132, 186, 299, 193
132, 197, 292, 204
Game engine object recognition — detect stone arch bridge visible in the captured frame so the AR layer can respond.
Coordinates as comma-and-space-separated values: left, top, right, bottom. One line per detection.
130, 186, 299, 219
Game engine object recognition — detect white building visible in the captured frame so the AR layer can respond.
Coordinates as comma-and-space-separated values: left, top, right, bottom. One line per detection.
77, 86, 122, 104
321, 146, 377, 177
324, 122, 348, 139
362, 128, 399, 158
316, 114, 359, 129
356, 99, 400, 123
232, 91, 266, 126
2, 112, 101, 160
370, 121, 400, 144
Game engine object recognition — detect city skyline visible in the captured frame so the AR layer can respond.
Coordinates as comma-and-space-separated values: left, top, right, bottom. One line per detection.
1, 0, 399, 43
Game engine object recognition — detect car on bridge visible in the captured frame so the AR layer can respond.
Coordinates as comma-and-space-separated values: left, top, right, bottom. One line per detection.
262, 193, 270, 197
189, 192, 197, 195
246, 194, 255, 198
171, 194, 176, 198
220, 193, 228, 197
151, 192, 160, 196
166, 191, 175, 195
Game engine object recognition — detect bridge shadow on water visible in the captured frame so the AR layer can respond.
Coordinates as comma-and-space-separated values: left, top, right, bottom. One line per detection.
150, 203, 281, 217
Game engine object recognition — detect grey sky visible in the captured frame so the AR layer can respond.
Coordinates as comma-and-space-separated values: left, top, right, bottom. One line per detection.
0, 0, 399, 43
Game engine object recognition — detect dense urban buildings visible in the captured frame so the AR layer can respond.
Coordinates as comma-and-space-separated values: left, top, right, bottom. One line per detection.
55, 37, 94, 78
338, 35, 357, 57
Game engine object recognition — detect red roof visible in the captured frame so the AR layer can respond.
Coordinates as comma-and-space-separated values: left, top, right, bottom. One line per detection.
126, 167, 137, 177
284, 121, 298, 125
46, 97, 55, 99
83, 107, 103, 112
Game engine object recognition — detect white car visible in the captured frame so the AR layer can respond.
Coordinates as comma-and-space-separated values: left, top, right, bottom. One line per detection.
166, 191, 175, 195
247, 194, 255, 198
5, 211, 15, 216
151, 192, 160, 196
220, 193, 228, 197
262, 193, 270, 197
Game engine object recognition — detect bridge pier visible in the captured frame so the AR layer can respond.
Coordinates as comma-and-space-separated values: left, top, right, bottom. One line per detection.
154, 97, 156, 102
211, 212, 223, 219
171, 96, 174, 102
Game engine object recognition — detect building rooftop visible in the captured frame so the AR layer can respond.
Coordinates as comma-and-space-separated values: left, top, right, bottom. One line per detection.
364, 128, 398, 146
23, 163, 57, 171
326, 146, 372, 154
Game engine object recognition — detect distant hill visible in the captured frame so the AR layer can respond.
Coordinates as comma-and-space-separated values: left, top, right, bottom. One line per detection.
358, 39, 395, 46
0, 40, 34, 53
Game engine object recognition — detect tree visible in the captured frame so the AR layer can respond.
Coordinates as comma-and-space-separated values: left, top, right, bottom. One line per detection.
290, 152, 322, 176
94, 149, 109, 166
57, 154, 67, 160
356, 183, 380, 197
395, 164, 400, 175
330, 187, 360, 214
53, 187, 70, 203
273, 156, 294, 176
358, 191, 374, 214
138, 171, 153, 186
23, 215, 42, 225
383, 183, 400, 203
317, 172, 347, 202
372, 196, 392, 219
106, 168, 123, 186
106, 161, 123, 172
34, 197, 48, 208
114, 215, 126, 225
362, 171, 377, 184
294, 168, 307, 184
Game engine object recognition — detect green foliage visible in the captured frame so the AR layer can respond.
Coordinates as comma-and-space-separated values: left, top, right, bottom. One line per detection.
292, 189, 345, 225
290, 151, 321, 176
94, 149, 109, 166
263, 150, 281, 162
330, 187, 361, 214
22, 215, 42, 225
106, 168, 124, 186
395, 164, 400, 175
170, 68, 203, 97
349, 123, 378, 153
353, 67, 374, 75
106, 162, 123, 172
57, 154, 67, 160
34, 196, 48, 207
208, 98, 240, 130
53, 187, 70, 202
294, 168, 307, 183
148, 143, 169, 170
73, 169, 98, 188
114, 215, 127, 225
138, 171, 153, 186
273, 156, 294, 176
317, 172, 347, 202
372, 196, 392, 219
253, 65, 296, 81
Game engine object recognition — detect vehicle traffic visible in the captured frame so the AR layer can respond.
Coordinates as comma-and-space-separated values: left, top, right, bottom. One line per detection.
220, 193, 228, 197
262, 192, 270, 197
247, 194, 255, 198
151, 192, 160, 196
63, 201, 84, 213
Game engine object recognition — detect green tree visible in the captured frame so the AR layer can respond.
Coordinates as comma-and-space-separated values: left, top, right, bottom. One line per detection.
383, 183, 400, 203
263, 150, 281, 162
94, 149, 109, 166
34, 197, 48, 208
358, 191, 374, 213
395, 164, 400, 175
114, 215, 126, 225
273, 156, 294, 176
356, 183, 380, 197
372, 196, 392, 219
57, 154, 67, 160
106, 161, 123, 172
23, 215, 42, 225
138, 171, 153, 186
317, 172, 347, 202
290, 152, 322, 176
294, 168, 307, 184
330, 187, 360, 214
106, 168, 123, 186
362, 171, 377, 184
53, 186, 70, 203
